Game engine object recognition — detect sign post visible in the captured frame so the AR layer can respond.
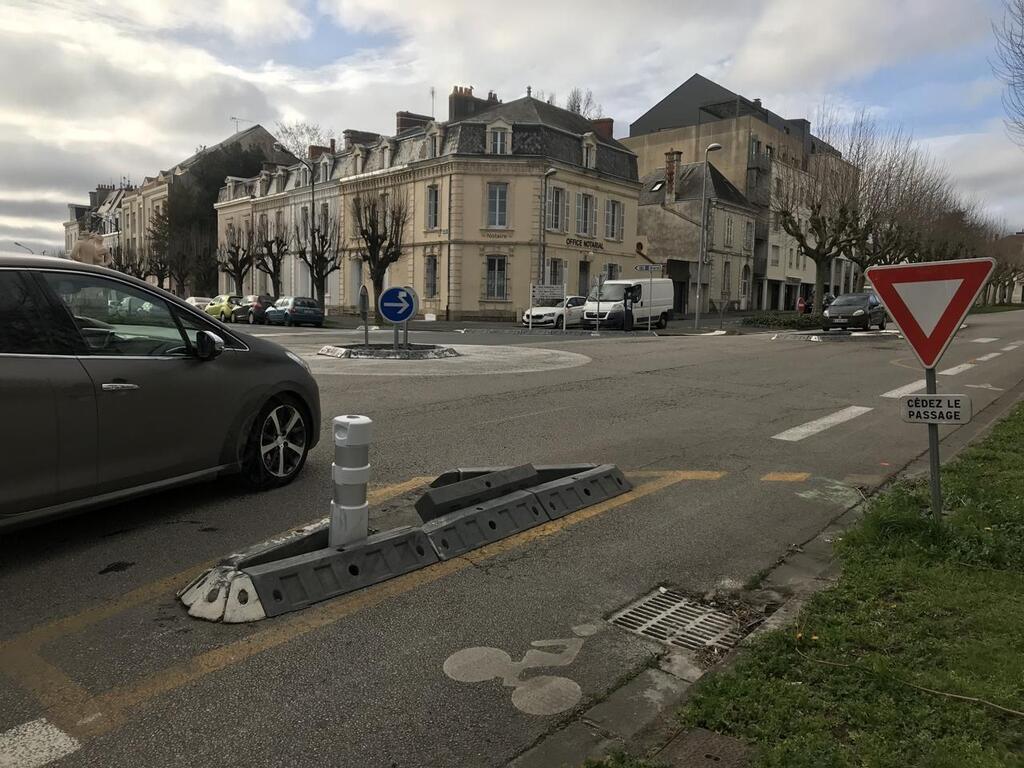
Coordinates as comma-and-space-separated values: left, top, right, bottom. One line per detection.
378, 286, 419, 352
866, 258, 995, 519
358, 285, 369, 348
634, 263, 663, 331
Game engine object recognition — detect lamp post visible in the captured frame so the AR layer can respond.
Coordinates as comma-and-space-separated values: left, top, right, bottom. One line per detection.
13, 241, 34, 254
694, 142, 722, 330
540, 167, 557, 285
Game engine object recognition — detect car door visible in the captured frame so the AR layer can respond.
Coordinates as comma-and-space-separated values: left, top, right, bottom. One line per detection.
0, 269, 97, 518
567, 297, 585, 325
39, 270, 238, 494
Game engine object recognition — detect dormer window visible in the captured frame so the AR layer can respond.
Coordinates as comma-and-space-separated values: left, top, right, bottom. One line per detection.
486, 120, 512, 156
581, 133, 598, 169
425, 122, 443, 159
382, 141, 393, 168
319, 155, 331, 181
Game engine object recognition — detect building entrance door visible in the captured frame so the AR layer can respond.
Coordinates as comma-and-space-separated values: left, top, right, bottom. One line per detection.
577, 261, 590, 296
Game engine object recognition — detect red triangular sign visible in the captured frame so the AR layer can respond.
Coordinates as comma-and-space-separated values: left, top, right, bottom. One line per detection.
866, 258, 995, 369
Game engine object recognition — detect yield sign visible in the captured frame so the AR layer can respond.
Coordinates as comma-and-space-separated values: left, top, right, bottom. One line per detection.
866, 258, 995, 368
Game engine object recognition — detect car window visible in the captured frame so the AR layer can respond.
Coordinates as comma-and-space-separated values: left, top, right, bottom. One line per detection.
41, 272, 189, 357
173, 308, 245, 350
295, 298, 318, 308
0, 270, 60, 355
275, 297, 290, 308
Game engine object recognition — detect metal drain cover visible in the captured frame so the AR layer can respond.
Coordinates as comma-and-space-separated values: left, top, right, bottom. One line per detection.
610, 589, 745, 652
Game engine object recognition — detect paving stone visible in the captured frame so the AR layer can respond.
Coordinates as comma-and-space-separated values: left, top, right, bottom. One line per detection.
656, 727, 751, 767
508, 721, 619, 768
584, 669, 690, 740
657, 651, 704, 683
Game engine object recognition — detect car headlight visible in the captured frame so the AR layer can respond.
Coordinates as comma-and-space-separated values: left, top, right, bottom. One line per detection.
823, 309, 830, 317
285, 350, 311, 372
853, 309, 865, 316
544, 312, 556, 317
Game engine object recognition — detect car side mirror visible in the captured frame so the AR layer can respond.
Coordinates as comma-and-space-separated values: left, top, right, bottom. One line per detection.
195, 330, 224, 361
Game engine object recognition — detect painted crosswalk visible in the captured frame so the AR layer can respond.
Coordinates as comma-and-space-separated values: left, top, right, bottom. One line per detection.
1001, 344, 1020, 352
772, 406, 874, 442
939, 363, 975, 376
970, 337, 999, 343
0, 719, 80, 768
880, 380, 927, 398
975, 352, 1002, 362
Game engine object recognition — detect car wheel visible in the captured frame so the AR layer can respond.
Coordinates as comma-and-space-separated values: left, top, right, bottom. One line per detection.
285, 317, 293, 327
554, 316, 564, 329
221, 312, 230, 323
248, 311, 255, 325
656, 313, 668, 329
242, 396, 310, 490
879, 315, 887, 330
314, 322, 323, 328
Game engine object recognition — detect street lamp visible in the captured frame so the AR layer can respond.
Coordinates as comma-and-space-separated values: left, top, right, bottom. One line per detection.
540, 167, 557, 284
13, 241, 34, 254
694, 142, 722, 330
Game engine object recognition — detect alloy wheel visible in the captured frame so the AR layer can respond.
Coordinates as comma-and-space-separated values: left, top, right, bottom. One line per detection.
259, 404, 307, 478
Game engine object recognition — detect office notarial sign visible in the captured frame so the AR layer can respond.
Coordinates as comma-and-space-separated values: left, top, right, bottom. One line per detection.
565, 237, 604, 250
899, 394, 972, 425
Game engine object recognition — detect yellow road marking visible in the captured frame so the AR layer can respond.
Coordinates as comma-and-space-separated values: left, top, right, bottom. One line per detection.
628, 470, 726, 480
1, 472, 692, 739
760, 472, 811, 482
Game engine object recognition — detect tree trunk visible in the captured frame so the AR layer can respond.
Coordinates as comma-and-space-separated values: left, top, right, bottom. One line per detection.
233, 272, 244, 296
313, 275, 326, 309
854, 269, 866, 293
371, 272, 385, 322
270, 271, 282, 299
812, 255, 831, 314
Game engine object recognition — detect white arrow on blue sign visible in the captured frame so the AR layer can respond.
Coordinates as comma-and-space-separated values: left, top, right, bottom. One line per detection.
378, 286, 419, 324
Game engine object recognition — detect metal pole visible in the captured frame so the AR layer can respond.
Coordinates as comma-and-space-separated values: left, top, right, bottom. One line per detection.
329, 415, 372, 548
695, 151, 710, 330
393, 323, 399, 353
364, 322, 369, 348
403, 319, 409, 347
925, 366, 943, 519
648, 269, 654, 332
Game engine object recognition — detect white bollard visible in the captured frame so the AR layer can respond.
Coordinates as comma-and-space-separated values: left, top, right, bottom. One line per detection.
329, 415, 372, 548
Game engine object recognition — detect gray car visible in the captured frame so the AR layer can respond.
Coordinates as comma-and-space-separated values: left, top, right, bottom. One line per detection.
0, 256, 321, 530
822, 292, 888, 331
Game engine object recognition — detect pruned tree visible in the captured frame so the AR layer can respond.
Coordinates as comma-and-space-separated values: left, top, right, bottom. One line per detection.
294, 214, 342, 309
255, 232, 288, 298
351, 192, 409, 317
274, 120, 337, 159
565, 87, 603, 119
217, 225, 253, 295
995, 0, 1024, 144
146, 208, 171, 289
109, 242, 148, 279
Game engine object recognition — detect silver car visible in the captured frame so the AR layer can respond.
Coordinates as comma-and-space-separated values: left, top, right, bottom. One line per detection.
0, 256, 321, 529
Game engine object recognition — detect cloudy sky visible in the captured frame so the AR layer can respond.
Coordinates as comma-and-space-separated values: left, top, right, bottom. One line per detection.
1, 0, 1019, 255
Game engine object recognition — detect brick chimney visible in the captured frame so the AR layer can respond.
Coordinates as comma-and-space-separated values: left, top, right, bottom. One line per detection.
663, 150, 682, 204
448, 85, 496, 122
308, 144, 331, 160
396, 111, 433, 134
591, 117, 614, 140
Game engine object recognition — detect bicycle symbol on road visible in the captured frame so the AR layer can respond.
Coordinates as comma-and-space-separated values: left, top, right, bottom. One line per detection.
442, 623, 598, 715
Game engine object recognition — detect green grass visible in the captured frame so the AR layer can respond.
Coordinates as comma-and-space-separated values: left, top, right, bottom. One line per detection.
582, 754, 664, 768
741, 311, 825, 329
680, 404, 1024, 768
970, 303, 1024, 314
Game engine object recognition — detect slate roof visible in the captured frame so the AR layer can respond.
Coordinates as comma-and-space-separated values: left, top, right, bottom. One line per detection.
639, 162, 753, 209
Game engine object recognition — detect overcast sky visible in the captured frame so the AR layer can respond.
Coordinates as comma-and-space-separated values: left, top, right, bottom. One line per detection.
1, 0, 1019, 255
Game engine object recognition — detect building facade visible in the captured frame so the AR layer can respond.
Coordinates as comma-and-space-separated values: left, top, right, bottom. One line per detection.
215, 86, 642, 319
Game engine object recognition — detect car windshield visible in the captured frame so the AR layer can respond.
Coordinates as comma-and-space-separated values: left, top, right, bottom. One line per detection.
587, 284, 627, 302
534, 297, 564, 307
244, 295, 259, 303
294, 298, 318, 308
831, 294, 870, 307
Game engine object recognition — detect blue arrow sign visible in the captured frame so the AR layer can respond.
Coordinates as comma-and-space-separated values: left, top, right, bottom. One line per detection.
378, 286, 419, 324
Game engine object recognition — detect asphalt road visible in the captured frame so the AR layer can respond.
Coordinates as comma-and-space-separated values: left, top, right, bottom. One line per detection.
2, 312, 1024, 767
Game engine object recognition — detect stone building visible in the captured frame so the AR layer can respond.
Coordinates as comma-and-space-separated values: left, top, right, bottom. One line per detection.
215, 86, 643, 319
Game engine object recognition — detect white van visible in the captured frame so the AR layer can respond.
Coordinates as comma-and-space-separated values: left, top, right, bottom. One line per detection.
582, 278, 674, 329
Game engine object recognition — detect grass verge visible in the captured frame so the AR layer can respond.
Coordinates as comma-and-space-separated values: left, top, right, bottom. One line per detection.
970, 303, 1024, 314
681, 403, 1024, 768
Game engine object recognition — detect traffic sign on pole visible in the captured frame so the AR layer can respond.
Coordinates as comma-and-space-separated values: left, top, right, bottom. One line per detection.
865, 258, 995, 369
866, 258, 995, 522
378, 286, 419, 324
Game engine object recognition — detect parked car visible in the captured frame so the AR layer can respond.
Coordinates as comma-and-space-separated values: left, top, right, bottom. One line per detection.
0, 255, 321, 529
185, 296, 213, 311
264, 296, 325, 327
822, 292, 887, 331
205, 294, 242, 322
231, 294, 276, 325
582, 278, 674, 329
522, 296, 586, 328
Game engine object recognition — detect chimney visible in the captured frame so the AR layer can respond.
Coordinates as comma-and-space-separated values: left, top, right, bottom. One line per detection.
448, 84, 496, 122
395, 110, 433, 134
308, 144, 330, 160
663, 150, 682, 204
753, 98, 762, 109
591, 117, 614, 141
330, 138, 336, 153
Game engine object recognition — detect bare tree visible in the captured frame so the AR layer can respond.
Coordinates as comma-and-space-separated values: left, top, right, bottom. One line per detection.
109, 242, 148, 279
217, 226, 253, 295
351, 192, 409, 317
146, 208, 171, 289
294, 216, 342, 309
255, 234, 288, 298
564, 87, 603, 119
995, 0, 1024, 144
274, 120, 337, 159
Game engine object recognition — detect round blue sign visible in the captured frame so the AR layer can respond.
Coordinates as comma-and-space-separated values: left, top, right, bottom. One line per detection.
378, 286, 419, 324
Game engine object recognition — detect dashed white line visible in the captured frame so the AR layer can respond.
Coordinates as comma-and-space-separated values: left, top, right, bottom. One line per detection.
0, 719, 80, 768
772, 406, 874, 442
1000, 345, 1020, 352
970, 337, 999, 343
939, 363, 976, 376
975, 352, 1002, 362
880, 380, 927, 398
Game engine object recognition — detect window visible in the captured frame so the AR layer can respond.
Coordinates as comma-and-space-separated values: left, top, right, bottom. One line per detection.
320, 203, 329, 230
258, 213, 268, 240
650, 181, 664, 192
489, 128, 508, 155
723, 261, 731, 296
487, 182, 508, 228
773, 212, 781, 233
576, 193, 596, 236
788, 248, 794, 268
741, 264, 751, 299
605, 199, 623, 240
546, 186, 567, 231
300, 207, 309, 240
775, 178, 782, 198
41, 272, 189, 357
725, 216, 734, 247
745, 221, 754, 250
485, 255, 507, 299
0, 271, 57, 354
605, 263, 620, 280
426, 185, 440, 230
274, 210, 283, 237
425, 255, 438, 297
771, 244, 780, 266
548, 258, 564, 286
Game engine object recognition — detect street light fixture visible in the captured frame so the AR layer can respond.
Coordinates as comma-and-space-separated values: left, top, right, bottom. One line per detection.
694, 143, 722, 330
13, 241, 34, 254
539, 167, 557, 284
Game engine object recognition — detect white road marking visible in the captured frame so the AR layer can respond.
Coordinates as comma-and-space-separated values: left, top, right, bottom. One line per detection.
939, 363, 976, 376
1000, 345, 1020, 352
772, 406, 874, 442
966, 383, 1005, 391
970, 337, 999, 343
0, 719, 80, 768
975, 352, 1002, 362
880, 380, 927, 399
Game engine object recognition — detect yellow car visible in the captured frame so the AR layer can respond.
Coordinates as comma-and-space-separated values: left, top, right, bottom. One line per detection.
205, 294, 242, 323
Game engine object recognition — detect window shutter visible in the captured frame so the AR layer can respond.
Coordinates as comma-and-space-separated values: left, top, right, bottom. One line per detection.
576, 193, 583, 234
546, 185, 554, 229
605, 199, 612, 239
562, 191, 570, 232
617, 204, 624, 240
589, 196, 597, 237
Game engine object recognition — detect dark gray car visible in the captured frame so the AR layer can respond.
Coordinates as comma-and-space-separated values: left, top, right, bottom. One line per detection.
822, 292, 887, 331
0, 256, 321, 530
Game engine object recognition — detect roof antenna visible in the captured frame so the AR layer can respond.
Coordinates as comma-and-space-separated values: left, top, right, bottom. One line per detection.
430, 86, 436, 118
527, 85, 532, 97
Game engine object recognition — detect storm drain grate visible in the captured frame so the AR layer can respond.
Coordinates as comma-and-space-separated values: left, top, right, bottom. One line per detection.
609, 588, 745, 652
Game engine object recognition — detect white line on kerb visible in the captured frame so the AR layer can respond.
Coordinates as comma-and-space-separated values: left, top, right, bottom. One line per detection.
975, 352, 1002, 362
970, 337, 999, 343
772, 406, 874, 442
880, 380, 927, 399
0, 719, 80, 768
940, 363, 976, 376
1001, 345, 1020, 352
